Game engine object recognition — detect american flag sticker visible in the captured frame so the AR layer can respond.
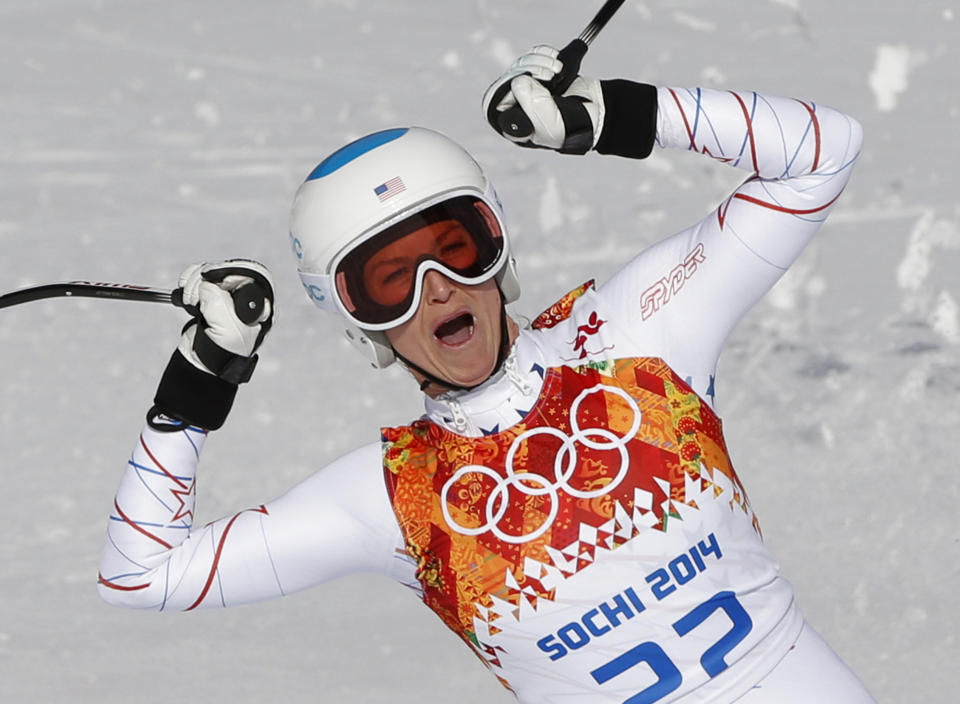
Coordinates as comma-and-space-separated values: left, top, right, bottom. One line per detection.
374, 176, 406, 202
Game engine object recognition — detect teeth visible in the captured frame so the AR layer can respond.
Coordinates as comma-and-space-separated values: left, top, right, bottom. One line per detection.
431, 313, 476, 344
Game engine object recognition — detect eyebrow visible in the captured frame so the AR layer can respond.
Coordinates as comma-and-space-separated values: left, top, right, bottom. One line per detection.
367, 255, 415, 277
434, 222, 468, 244
365, 223, 467, 277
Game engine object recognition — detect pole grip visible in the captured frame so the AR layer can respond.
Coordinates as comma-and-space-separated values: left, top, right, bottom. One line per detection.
497, 38, 589, 139
170, 282, 267, 325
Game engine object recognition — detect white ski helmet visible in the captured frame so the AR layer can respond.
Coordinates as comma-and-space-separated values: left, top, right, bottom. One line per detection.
289, 127, 520, 368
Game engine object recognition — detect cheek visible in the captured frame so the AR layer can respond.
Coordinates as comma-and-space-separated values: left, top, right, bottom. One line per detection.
477, 289, 503, 334
384, 316, 430, 362
384, 322, 412, 351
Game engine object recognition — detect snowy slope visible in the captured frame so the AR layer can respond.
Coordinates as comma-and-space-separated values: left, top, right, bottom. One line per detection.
1, 1, 957, 702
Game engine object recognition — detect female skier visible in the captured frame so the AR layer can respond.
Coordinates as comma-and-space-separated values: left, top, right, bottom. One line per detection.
98, 45, 872, 703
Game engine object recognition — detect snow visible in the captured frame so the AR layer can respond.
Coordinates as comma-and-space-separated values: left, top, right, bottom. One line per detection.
868, 44, 918, 113
1, 1, 956, 702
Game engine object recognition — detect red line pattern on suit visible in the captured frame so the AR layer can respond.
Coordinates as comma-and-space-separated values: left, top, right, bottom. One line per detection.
98, 573, 151, 591
113, 497, 173, 549
667, 88, 836, 232
139, 433, 188, 489
795, 99, 821, 171
184, 505, 270, 611
728, 90, 759, 173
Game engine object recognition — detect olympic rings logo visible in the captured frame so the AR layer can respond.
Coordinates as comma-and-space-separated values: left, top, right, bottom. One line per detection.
440, 384, 642, 544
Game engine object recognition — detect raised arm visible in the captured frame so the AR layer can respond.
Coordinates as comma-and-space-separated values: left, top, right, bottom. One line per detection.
600, 85, 862, 374
98, 260, 403, 610
655, 85, 862, 269
483, 47, 863, 395
99, 429, 398, 610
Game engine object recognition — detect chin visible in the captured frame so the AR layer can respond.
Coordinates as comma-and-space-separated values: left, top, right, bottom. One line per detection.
442, 359, 496, 388
446, 370, 489, 388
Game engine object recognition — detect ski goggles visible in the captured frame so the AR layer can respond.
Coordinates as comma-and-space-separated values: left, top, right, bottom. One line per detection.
329, 194, 507, 329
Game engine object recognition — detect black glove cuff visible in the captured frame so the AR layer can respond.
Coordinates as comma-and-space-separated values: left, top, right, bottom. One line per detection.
150, 350, 238, 430
192, 326, 260, 385
595, 80, 658, 159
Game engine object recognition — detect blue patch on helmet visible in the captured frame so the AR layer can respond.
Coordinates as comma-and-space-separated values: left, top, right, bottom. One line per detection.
306, 128, 409, 180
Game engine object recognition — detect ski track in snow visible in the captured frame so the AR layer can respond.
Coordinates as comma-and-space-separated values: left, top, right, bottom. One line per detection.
1, 1, 957, 703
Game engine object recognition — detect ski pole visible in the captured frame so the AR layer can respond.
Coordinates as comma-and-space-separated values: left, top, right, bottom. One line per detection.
495, 0, 628, 139
0, 280, 268, 324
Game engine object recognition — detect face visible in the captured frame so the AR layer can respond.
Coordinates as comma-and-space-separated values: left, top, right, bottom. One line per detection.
384, 269, 512, 393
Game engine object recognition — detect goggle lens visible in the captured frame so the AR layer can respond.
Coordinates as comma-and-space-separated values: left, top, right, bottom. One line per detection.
334, 196, 504, 327
362, 220, 482, 307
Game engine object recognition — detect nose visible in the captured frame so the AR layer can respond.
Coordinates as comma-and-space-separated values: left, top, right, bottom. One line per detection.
422, 269, 455, 304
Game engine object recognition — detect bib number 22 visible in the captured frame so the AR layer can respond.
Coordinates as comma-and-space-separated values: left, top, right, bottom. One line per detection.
590, 591, 753, 704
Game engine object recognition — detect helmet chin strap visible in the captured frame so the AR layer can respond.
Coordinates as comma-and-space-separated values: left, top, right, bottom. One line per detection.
394, 295, 511, 396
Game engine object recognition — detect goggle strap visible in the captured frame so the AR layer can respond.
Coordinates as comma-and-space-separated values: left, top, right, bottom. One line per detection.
297, 271, 338, 311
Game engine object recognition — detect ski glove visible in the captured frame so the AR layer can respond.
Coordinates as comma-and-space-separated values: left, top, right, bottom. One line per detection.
176, 260, 274, 375
150, 260, 275, 431
483, 45, 605, 154
483, 46, 659, 160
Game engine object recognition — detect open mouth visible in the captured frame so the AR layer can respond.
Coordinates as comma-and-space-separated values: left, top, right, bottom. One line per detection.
434, 312, 475, 346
